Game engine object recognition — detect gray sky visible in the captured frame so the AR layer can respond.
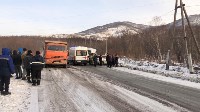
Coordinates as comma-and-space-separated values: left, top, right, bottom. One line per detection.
0, 0, 200, 35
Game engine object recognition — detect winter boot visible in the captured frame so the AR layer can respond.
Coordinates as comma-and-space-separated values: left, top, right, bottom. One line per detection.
22, 77, 26, 80
1, 91, 4, 95
37, 80, 40, 85
27, 77, 32, 83
32, 80, 36, 86
2, 91, 11, 95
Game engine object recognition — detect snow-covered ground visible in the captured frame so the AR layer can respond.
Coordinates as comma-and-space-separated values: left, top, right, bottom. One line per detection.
118, 58, 200, 83
0, 77, 33, 112
1, 58, 200, 112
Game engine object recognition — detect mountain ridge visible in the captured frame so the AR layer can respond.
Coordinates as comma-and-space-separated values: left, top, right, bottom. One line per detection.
76, 21, 149, 39
46, 14, 200, 39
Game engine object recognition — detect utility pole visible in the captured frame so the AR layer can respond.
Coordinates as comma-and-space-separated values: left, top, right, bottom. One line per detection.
85, 37, 86, 46
166, 0, 178, 70
167, 0, 198, 73
89, 37, 91, 47
106, 38, 107, 55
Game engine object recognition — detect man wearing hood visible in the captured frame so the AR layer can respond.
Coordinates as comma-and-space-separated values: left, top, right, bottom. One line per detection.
31, 51, 44, 86
0, 48, 15, 95
12, 50, 22, 79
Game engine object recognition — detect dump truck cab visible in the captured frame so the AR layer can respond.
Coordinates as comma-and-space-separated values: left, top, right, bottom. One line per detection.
44, 40, 68, 67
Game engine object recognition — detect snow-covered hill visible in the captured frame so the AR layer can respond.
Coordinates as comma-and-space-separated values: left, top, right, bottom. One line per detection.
48, 14, 200, 39
169, 14, 200, 27
77, 21, 148, 40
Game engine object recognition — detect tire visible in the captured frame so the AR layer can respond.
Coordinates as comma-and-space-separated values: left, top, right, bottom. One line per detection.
62, 65, 66, 68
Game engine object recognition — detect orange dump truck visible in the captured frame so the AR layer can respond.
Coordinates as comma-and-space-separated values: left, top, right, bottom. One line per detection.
44, 40, 68, 67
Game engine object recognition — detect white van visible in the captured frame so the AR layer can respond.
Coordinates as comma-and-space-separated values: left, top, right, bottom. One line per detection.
68, 46, 88, 65
88, 48, 96, 55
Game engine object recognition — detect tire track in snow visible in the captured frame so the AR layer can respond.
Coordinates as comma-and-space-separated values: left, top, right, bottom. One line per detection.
38, 68, 78, 112
71, 66, 190, 112
62, 68, 139, 112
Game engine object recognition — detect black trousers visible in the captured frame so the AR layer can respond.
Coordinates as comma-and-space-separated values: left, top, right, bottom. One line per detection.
0, 77, 1, 91
0, 75, 10, 92
31, 70, 41, 85
15, 65, 22, 78
26, 68, 31, 80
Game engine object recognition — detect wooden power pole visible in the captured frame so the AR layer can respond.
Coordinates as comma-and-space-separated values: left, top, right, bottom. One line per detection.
166, 0, 200, 73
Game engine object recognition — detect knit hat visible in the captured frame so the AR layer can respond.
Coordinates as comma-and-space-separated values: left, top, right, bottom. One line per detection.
23, 48, 27, 51
27, 50, 32, 55
36, 51, 40, 55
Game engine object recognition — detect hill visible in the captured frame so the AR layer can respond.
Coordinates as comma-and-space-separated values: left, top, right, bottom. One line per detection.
76, 21, 148, 40
168, 14, 200, 27
47, 14, 200, 39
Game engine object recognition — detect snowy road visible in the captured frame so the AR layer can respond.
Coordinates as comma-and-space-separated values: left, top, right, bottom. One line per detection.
77, 66, 200, 112
1, 66, 199, 112
37, 67, 186, 112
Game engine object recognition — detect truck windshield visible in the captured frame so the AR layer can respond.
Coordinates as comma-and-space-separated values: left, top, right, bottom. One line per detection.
48, 45, 66, 51
76, 50, 87, 56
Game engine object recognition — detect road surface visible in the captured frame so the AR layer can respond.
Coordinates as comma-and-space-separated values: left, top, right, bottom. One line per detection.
37, 66, 200, 112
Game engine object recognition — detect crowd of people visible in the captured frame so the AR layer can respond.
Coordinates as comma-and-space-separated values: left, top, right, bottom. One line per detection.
92, 53, 119, 68
0, 47, 119, 96
106, 53, 119, 68
0, 48, 44, 96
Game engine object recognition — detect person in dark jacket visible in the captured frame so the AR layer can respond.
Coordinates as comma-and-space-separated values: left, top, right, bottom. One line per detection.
93, 54, 98, 67
99, 55, 103, 66
31, 51, 44, 86
0, 48, 15, 95
115, 54, 119, 67
106, 54, 112, 68
21, 48, 27, 80
111, 55, 115, 67
23, 50, 33, 83
106, 54, 110, 67
12, 50, 22, 79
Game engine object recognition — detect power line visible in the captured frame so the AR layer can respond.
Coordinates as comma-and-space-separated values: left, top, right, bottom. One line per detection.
186, 4, 200, 8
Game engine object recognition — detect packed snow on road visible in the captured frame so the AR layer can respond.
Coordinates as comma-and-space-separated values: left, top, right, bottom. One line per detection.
1, 59, 200, 112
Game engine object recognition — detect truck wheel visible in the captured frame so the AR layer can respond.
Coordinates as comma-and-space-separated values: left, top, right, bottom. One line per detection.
63, 65, 66, 68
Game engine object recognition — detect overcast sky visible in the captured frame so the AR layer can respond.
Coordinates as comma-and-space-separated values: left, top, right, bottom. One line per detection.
0, 0, 200, 35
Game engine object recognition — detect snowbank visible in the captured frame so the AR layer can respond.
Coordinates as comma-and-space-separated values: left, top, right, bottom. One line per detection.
119, 58, 200, 83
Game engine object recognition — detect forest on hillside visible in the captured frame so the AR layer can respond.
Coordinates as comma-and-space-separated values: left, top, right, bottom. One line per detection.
1, 25, 200, 63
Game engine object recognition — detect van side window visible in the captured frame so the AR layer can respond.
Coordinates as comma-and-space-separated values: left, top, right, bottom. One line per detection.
76, 50, 87, 56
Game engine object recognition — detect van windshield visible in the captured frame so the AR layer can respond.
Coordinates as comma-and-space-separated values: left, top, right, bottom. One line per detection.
48, 45, 66, 51
76, 50, 87, 56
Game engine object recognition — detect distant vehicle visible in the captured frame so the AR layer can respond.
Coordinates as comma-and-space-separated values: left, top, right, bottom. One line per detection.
68, 46, 88, 65
101, 55, 107, 65
97, 55, 107, 65
43, 40, 68, 68
88, 48, 96, 55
